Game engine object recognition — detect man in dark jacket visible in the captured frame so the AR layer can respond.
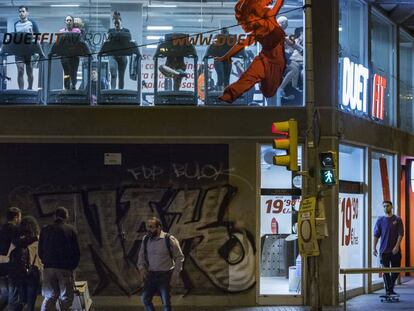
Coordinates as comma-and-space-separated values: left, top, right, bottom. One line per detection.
0, 207, 21, 311
38, 207, 80, 311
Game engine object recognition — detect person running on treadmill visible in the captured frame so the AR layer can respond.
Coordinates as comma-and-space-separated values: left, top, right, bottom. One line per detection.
107, 11, 131, 90
13, 6, 40, 90
59, 15, 81, 90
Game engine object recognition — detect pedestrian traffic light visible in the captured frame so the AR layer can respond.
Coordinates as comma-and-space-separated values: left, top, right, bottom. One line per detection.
319, 151, 337, 185
272, 119, 298, 171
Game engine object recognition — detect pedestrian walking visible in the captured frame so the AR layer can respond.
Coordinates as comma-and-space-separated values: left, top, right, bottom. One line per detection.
138, 217, 184, 311
38, 207, 80, 311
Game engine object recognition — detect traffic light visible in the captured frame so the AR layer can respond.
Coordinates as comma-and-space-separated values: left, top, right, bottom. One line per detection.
319, 151, 337, 185
271, 119, 298, 171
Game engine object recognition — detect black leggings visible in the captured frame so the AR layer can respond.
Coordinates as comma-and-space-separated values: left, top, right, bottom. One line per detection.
61, 56, 80, 89
380, 252, 402, 292
214, 60, 232, 88
110, 56, 128, 89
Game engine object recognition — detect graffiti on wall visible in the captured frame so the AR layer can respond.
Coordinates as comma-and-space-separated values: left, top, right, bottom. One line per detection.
2, 144, 256, 296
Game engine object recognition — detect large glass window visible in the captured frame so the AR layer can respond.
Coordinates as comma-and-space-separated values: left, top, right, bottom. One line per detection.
339, 144, 365, 291
399, 30, 414, 133
371, 151, 396, 283
338, 0, 368, 117
0, 1, 306, 107
259, 145, 302, 295
370, 11, 396, 126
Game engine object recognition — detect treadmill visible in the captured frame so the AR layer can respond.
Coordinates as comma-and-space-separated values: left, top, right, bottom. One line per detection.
46, 33, 92, 105
153, 33, 198, 106
97, 32, 142, 105
0, 32, 44, 105
203, 36, 248, 105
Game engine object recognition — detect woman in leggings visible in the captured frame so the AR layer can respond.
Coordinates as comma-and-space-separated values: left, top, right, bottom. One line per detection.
59, 15, 81, 90
108, 11, 130, 89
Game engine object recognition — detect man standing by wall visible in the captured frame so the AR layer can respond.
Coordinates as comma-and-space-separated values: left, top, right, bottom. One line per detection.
39, 207, 80, 311
138, 217, 184, 311
373, 200, 404, 296
0, 207, 21, 311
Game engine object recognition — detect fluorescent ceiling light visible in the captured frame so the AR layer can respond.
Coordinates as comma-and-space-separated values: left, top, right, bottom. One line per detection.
146, 35, 164, 40
50, 4, 80, 7
147, 26, 173, 31
146, 45, 158, 49
148, 4, 177, 8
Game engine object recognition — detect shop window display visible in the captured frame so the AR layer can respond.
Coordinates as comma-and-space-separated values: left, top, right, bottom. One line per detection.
399, 30, 414, 133
370, 11, 396, 126
259, 144, 302, 295
339, 0, 368, 117
371, 151, 396, 283
0, 0, 305, 106
338, 145, 365, 291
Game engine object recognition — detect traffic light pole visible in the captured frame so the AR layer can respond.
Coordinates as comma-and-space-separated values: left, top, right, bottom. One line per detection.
303, 1, 320, 310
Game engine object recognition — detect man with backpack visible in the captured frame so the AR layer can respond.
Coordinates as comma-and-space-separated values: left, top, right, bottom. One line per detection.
38, 207, 80, 311
138, 217, 184, 311
0, 207, 22, 311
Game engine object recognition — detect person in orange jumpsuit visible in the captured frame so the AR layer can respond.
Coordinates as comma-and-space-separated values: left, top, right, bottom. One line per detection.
216, 0, 286, 103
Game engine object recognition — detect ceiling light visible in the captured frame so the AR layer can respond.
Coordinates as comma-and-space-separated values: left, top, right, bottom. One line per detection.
147, 26, 173, 31
146, 36, 164, 40
148, 4, 177, 8
50, 4, 80, 7
146, 45, 158, 49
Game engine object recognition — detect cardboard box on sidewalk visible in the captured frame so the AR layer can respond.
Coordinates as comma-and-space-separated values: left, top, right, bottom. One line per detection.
56, 281, 93, 311
72, 281, 93, 311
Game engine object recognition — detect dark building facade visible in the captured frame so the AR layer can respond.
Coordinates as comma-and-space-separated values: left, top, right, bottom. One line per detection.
0, 0, 413, 308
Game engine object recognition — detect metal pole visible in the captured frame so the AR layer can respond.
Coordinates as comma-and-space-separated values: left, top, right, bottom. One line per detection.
343, 274, 346, 311
303, 0, 319, 310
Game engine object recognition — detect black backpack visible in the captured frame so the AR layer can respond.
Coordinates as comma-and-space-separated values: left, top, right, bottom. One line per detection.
143, 233, 173, 265
8, 246, 30, 279
0, 225, 12, 277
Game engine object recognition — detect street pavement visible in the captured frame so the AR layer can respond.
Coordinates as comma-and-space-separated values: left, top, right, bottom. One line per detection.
69, 278, 414, 310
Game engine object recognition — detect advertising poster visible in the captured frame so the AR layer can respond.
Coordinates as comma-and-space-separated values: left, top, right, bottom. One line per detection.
260, 195, 300, 235
338, 193, 364, 290
298, 197, 319, 257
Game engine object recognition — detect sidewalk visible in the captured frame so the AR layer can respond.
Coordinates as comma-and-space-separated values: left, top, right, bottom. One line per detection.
83, 278, 414, 310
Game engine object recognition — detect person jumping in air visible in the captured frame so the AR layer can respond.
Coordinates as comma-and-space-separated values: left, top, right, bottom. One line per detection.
215, 0, 286, 103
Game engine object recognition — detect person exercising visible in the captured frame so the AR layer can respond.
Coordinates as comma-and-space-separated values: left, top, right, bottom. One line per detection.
13, 6, 40, 90
107, 11, 131, 90
58, 15, 81, 90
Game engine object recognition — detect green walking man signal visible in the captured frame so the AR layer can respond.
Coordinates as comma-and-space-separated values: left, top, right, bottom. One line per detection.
271, 119, 298, 171
319, 151, 337, 185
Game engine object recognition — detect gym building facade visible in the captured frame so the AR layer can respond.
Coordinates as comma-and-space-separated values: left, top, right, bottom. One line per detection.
0, 0, 413, 308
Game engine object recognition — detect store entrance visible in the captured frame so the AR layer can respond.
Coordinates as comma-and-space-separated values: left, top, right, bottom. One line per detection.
258, 145, 303, 304
400, 158, 414, 279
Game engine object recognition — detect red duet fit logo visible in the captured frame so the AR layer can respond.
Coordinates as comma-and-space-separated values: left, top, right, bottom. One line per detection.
371, 74, 387, 120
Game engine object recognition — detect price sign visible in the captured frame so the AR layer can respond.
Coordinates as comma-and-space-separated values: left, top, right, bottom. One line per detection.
339, 193, 364, 289
339, 195, 361, 247
260, 196, 300, 235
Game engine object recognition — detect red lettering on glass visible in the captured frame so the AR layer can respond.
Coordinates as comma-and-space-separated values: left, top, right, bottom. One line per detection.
371, 74, 387, 120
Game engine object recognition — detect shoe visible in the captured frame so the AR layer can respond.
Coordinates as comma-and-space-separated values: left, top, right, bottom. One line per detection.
177, 69, 187, 78
159, 65, 183, 78
389, 290, 398, 296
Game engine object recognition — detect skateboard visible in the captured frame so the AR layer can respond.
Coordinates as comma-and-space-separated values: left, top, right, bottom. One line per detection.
379, 294, 400, 302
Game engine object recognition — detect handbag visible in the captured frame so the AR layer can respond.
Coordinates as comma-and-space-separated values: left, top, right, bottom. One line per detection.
27, 254, 41, 282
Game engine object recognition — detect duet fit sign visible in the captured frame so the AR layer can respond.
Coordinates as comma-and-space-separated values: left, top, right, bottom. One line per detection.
341, 57, 387, 120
